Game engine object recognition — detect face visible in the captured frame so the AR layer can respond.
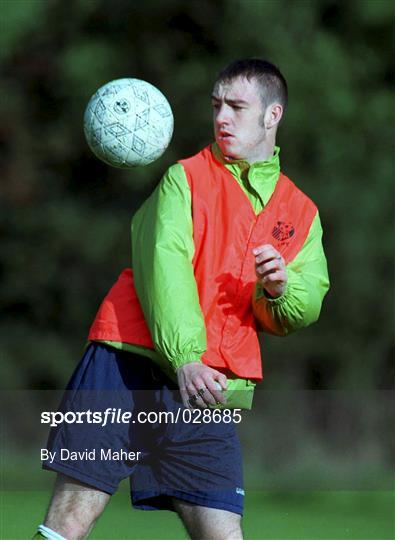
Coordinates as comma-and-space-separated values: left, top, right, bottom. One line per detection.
212, 76, 268, 163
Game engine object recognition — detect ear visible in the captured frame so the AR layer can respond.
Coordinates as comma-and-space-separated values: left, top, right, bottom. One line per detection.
264, 103, 283, 130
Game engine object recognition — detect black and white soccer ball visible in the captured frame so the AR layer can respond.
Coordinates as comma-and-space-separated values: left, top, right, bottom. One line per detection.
84, 78, 174, 168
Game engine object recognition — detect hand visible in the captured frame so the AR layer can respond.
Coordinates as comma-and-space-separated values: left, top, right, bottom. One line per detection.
253, 244, 287, 298
176, 362, 227, 409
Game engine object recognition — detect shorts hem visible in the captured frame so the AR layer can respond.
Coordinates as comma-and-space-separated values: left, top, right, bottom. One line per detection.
42, 461, 117, 495
132, 488, 244, 516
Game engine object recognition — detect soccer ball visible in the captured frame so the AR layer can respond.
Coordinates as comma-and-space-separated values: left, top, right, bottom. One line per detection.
83, 78, 174, 168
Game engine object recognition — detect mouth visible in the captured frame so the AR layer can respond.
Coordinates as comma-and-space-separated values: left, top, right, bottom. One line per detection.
217, 131, 234, 140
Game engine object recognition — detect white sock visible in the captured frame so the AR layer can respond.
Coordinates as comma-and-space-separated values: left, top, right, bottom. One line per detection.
38, 524, 67, 540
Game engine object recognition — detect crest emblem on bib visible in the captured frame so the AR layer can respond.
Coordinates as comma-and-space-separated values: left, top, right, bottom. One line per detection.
272, 221, 295, 246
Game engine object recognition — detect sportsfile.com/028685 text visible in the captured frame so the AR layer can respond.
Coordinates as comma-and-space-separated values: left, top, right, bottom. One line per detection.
41, 408, 243, 427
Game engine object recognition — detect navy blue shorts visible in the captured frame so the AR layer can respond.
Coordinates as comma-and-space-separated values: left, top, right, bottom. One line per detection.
43, 343, 244, 515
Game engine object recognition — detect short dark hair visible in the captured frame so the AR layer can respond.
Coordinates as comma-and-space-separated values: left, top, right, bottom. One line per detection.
215, 58, 288, 112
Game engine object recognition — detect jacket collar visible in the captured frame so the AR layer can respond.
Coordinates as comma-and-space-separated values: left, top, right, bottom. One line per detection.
211, 142, 280, 177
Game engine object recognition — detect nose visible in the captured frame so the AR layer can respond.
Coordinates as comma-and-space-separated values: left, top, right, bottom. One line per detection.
215, 104, 230, 127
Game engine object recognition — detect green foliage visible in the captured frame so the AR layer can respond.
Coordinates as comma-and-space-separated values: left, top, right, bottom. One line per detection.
0, 0, 47, 60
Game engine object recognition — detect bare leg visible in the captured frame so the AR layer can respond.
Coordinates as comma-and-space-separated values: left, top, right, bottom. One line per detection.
173, 498, 243, 540
43, 474, 111, 540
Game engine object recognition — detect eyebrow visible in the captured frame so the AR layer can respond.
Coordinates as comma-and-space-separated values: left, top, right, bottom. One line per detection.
211, 95, 249, 106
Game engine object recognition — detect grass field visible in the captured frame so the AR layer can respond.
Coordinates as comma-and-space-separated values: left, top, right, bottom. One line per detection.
1, 489, 393, 539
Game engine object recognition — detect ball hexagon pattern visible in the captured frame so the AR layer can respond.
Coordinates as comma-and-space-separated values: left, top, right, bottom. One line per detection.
84, 78, 174, 168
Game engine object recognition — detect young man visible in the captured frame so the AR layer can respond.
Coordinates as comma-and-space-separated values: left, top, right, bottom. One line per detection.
34, 59, 329, 540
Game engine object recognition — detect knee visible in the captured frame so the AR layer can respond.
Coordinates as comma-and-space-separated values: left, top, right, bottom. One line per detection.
213, 518, 243, 540
173, 498, 243, 540
44, 475, 110, 539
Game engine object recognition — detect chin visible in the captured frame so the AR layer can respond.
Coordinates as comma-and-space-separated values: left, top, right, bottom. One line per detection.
217, 143, 239, 160
225, 151, 242, 161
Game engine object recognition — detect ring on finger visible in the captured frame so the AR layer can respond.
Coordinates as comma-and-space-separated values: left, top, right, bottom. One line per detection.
188, 394, 198, 405
197, 387, 206, 397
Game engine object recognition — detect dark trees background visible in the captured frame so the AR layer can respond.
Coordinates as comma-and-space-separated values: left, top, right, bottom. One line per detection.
1, 0, 394, 484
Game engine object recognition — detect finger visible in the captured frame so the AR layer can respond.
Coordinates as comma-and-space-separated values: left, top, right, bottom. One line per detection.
176, 371, 189, 408
254, 250, 282, 265
214, 372, 228, 391
256, 254, 283, 267
188, 384, 209, 409
187, 393, 204, 409
186, 382, 203, 409
204, 378, 226, 405
252, 244, 273, 256
191, 379, 216, 407
183, 381, 196, 409
185, 377, 208, 408
209, 369, 228, 394
194, 393, 209, 409
262, 270, 287, 286
185, 372, 220, 407
188, 393, 208, 409
196, 377, 215, 409
256, 259, 283, 276
180, 387, 191, 409
203, 371, 228, 405
190, 376, 206, 394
